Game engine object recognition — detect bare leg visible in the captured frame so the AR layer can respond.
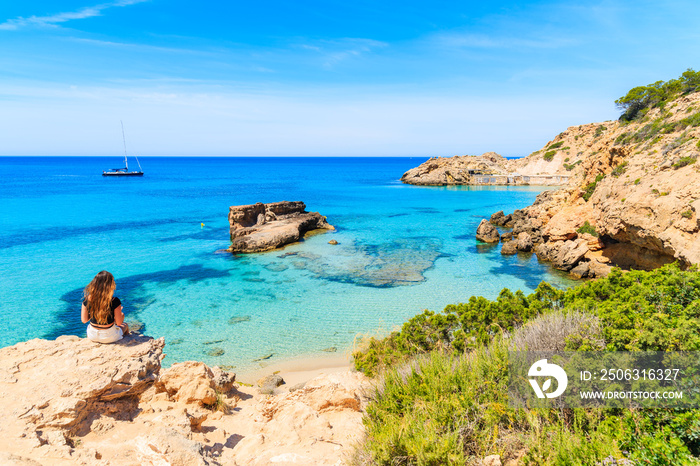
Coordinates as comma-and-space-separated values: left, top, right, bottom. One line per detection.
119, 322, 130, 336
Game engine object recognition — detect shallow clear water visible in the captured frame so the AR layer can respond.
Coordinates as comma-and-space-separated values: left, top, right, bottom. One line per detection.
0, 157, 574, 371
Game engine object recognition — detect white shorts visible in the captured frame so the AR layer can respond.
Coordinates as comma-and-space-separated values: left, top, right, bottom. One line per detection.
87, 324, 123, 344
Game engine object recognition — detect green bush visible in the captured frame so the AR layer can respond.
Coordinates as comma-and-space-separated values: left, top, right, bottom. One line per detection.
543, 150, 556, 161
682, 210, 694, 219
582, 174, 605, 201
354, 264, 700, 373
674, 156, 697, 169
634, 178, 641, 185
576, 220, 598, 237
564, 160, 582, 171
616, 69, 700, 121
354, 265, 700, 464
548, 141, 565, 150
594, 125, 607, 138
611, 161, 628, 177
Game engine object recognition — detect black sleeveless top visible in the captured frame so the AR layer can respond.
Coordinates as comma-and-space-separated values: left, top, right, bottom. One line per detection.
83, 297, 121, 327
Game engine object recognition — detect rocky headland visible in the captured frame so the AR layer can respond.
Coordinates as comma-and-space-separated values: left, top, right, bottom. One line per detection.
400, 149, 578, 186
0, 334, 369, 465
478, 90, 700, 277
228, 201, 334, 253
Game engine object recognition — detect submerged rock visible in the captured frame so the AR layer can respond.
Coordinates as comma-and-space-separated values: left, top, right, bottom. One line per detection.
228, 201, 334, 253
282, 237, 444, 287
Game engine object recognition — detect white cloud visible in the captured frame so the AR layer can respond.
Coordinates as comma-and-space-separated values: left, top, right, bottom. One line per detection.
294, 38, 388, 69
0, 0, 148, 31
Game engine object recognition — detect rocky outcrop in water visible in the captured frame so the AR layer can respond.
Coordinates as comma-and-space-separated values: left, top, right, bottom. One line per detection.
478, 91, 700, 275
228, 201, 334, 253
400, 149, 580, 186
0, 334, 368, 465
476, 219, 500, 243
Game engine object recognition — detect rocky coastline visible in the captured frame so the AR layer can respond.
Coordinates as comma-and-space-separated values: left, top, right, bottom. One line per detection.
476, 91, 700, 276
0, 334, 368, 465
400, 150, 577, 186
228, 201, 334, 253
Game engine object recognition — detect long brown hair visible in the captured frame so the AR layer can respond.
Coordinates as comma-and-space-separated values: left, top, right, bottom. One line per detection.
84, 271, 116, 325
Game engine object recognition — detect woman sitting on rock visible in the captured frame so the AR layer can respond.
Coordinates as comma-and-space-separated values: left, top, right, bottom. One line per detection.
81, 270, 129, 343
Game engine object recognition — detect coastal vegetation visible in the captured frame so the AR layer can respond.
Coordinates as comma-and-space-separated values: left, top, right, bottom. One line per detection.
582, 174, 605, 201
616, 69, 700, 121
353, 264, 700, 465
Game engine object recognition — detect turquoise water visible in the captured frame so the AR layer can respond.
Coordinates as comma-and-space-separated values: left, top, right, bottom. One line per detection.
0, 157, 574, 371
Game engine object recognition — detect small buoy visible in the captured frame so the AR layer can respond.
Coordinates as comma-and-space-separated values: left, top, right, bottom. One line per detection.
201, 223, 205, 228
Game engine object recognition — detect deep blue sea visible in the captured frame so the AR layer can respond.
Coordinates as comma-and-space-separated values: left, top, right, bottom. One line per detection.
0, 157, 574, 372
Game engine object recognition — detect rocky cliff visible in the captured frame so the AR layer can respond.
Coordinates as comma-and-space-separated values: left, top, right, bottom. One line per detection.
481, 91, 700, 276
400, 144, 585, 186
0, 335, 369, 465
228, 201, 334, 253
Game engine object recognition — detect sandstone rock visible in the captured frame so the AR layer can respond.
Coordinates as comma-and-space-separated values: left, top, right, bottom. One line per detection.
228, 201, 334, 253
486, 92, 700, 271
400, 150, 576, 186
229, 371, 370, 465
258, 374, 285, 394
484, 455, 503, 466
588, 260, 613, 278
476, 219, 500, 243
135, 427, 213, 466
501, 241, 518, 255
0, 452, 43, 466
557, 240, 590, 271
580, 233, 605, 251
570, 261, 590, 279
0, 334, 369, 466
500, 231, 513, 242
516, 232, 533, 252
328, 239, 338, 245
158, 361, 217, 406
0, 334, 163, 440
400, 153, 509, 186
211, 366, 236, 394
490, 211, 508, 226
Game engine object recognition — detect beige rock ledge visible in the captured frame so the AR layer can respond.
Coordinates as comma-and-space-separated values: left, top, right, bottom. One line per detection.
228, 201, 335, 254
0, 334, 370, 465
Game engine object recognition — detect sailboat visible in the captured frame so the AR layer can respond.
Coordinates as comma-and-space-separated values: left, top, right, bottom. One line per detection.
103, 121, 144, 176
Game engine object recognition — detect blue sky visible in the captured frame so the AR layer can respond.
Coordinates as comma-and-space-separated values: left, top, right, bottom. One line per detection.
1, 1, 699, 156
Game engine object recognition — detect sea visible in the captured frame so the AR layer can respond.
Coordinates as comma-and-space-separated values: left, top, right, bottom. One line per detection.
0, 157, 575, 372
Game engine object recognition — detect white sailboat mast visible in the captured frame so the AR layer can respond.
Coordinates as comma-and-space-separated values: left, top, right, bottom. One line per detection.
121, 120, 129, 171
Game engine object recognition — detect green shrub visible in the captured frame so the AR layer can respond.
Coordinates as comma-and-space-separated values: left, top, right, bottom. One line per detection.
674, 156, 697, 169
564, 157, 570, 162
582, 174, 605, 201
564, 160, 582, 171
594, 125, 607, 138
611, 161, 628, 177
681, 210, 694, 219
616, 69, 700, 121
355, 264, 700, 372
634, 178, 641, 185
548, 141, 565, 150
543, 150, 556, 161
355, 265, 700, 464
576, 220, 598, 237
